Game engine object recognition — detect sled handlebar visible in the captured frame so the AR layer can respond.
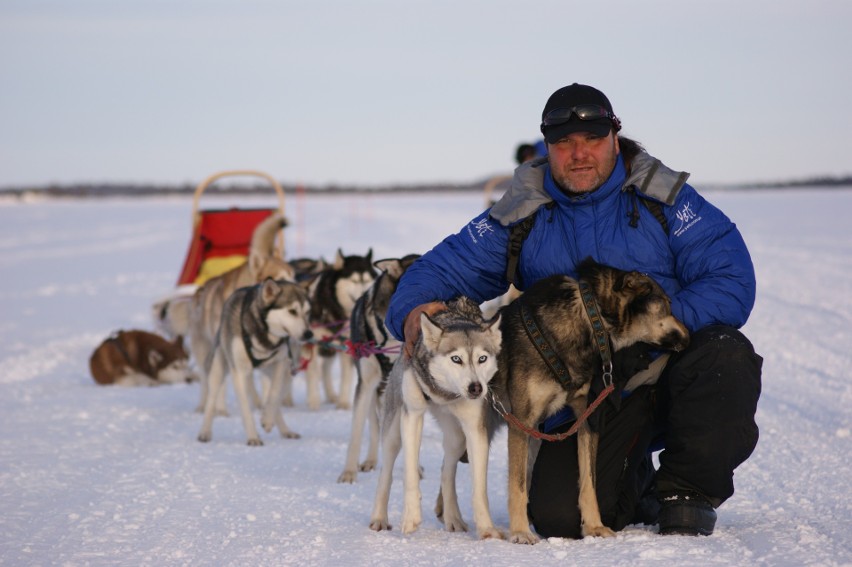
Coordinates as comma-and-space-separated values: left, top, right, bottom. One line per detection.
191, 170, 286, 224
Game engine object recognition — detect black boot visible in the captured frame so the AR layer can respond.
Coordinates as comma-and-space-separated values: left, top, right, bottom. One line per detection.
658, 492, 717, 536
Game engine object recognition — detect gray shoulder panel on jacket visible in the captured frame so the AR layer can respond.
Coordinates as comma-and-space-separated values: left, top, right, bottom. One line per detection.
625, 151, 690, 205
489, 157, 550, 226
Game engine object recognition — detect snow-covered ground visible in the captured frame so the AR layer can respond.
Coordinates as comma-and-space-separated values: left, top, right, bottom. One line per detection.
1, 188, 850, 566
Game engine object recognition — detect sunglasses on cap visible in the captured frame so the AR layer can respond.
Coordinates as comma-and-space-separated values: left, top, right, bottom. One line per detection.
541, 105, 622, 131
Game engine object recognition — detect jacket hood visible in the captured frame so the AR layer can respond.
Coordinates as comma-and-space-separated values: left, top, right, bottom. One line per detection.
489, 150, 690, 226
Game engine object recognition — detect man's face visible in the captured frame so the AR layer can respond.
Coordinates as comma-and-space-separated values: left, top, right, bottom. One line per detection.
547, 131, 619, 194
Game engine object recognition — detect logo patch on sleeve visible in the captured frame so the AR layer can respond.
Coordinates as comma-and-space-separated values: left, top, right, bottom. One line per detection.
673, 201, 702, 237
466, 217, 495, 244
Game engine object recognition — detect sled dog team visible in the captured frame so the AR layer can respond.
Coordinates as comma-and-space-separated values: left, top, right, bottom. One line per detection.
85, 209, 689, 543
91, 211, 689, 543
96, 212, 690, 543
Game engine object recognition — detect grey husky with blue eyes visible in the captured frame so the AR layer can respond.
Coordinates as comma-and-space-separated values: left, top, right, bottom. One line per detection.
369, 297, 504, 540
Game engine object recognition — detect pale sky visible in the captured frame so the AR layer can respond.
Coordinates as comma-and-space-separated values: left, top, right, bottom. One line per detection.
2, 0, 850, 188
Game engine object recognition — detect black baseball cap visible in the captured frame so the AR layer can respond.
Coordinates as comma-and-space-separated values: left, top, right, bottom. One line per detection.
540, 83, 621, 143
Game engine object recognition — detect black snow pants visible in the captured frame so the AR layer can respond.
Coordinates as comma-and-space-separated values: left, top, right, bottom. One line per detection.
526, 325, 763, 539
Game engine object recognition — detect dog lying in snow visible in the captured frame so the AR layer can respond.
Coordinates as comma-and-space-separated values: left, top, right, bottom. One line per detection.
89, 329, 196, 386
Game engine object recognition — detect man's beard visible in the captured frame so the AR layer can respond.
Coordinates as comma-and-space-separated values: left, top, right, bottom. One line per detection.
551, 143, 618, 194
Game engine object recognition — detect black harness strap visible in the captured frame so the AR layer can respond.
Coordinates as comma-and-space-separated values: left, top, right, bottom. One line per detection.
630, 160, 669, 234
518, 280, 614, 392
520, 303, 573, 389
367, 312, 394, 388
627, 183, 669, 234
578, 279, 613, 380
241, 290, 286, 369
641, 198, 669, 234
505, 213, 538, 287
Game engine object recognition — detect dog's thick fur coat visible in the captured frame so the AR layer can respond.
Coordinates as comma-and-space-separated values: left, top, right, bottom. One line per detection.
302, 249, 377, 410
338, 254, 420, 484
197, 278, 311, 445
491, 260, 690, 543
369, 297, 503, 539
189, 213, 295, 414
89, 329, 195, 386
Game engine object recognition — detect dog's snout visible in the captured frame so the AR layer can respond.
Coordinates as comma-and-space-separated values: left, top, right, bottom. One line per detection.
467, 382, 483, 398
662, 329, 690, 352
302, 329, 314, 341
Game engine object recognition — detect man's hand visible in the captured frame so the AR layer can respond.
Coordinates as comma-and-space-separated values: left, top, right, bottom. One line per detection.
403, 301, 447, 359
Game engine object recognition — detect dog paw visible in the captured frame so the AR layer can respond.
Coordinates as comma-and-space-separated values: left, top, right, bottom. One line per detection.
401, 510, 422, 535
369, 518, 391, 531
401, 518, 421, 535
281, 431, 301, 439
338, 470, 357, 484
509, 531, 540, 545
478, 526, 505, 540
261, 419, 274, 433
197, 433, 211, 443
582, 525, 616, 538
443, 516, 468, 533
358, 460, 376, 472
247, 438, 264, 447
335, 401, 352, 410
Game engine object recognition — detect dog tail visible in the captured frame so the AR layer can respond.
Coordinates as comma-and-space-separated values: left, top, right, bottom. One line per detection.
250, 213, 288, 259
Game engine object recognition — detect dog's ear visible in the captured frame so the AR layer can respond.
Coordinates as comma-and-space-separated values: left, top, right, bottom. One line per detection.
485, 313, 503, 351
618, 272, 653, 297
374, 258, 403, 279
300, 271, 322, 296
261, 278, 282, 303
334, 249, 345, 270
420, 312, 443, 351
401, 253, 421, 270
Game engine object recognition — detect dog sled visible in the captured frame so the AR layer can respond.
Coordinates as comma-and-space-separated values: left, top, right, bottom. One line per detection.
152, 170, 287, 337
176, 169, 286, 287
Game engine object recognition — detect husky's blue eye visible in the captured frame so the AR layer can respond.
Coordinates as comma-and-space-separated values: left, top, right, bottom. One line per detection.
478, 355, 488, 363
451, 355, 462, 364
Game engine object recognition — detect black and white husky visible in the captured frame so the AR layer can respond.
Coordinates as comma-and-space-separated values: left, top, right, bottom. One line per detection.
197, 278, 312, 446
303, 249, 377, 410
369, 297, 503, 539
337, 254, 420, 483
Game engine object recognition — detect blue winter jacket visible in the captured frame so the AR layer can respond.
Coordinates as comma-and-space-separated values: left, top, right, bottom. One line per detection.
387, 151, 756, 345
